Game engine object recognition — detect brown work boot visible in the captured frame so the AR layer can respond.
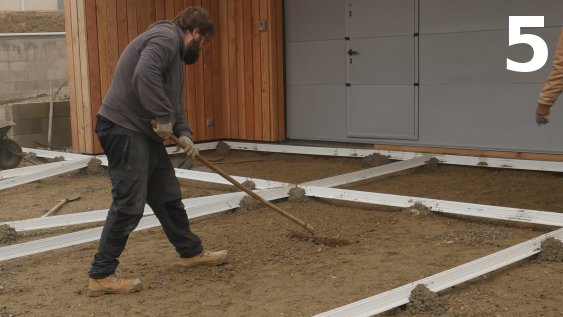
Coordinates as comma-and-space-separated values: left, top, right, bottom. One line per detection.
87, 274, 142, 297
179, 250, 228, 268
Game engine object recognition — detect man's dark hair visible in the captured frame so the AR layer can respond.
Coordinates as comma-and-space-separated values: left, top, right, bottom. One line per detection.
174, 6, 215, 37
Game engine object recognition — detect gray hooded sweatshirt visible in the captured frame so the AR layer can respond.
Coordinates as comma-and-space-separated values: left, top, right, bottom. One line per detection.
98, 21, 192, 142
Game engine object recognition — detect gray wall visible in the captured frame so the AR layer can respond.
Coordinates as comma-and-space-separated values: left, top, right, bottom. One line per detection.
0, 33, 68, 102
285, 0, 563, 154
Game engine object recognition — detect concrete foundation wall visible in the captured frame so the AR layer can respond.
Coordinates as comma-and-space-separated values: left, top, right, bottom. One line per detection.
1, 101, 71, 148
0, 33, 68, 102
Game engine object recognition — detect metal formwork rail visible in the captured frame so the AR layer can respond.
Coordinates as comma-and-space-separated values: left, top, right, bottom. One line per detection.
303, 186, 563, 227
0, 186, 291, 261
315, 228, 563, 317
225, 141, 563, 172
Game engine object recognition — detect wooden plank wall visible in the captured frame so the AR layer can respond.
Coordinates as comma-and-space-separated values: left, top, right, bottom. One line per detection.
65, 0, 285, 154
65, 0, 92, 153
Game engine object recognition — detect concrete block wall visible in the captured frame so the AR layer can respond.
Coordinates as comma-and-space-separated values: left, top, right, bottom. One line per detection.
1, 101, 71, 148
0, 33, 68, 101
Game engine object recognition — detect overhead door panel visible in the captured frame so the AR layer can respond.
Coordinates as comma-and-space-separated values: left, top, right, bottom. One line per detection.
349, 86, 415, 139
285, 0, 345, 42
349, 37, 414, 84
286, 41, 346, 85
418, 84, 563, 153
421, 0, 563, 34
287, 85, 348, 140
348, 0, 414, 37
420, 28, 561, 84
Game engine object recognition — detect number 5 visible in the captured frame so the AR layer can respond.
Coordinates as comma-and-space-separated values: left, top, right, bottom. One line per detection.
507, 16, 548, 72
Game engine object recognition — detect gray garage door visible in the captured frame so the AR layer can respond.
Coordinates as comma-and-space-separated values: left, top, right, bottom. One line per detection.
285, 0, 563, 153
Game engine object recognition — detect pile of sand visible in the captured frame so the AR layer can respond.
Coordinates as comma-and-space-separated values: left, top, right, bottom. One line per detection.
288, 187, 308, 203
423, 157, 440, 171
539, 238, 563, 262
406, 284, 447, 315
0, 224, 18, 244
241, 180, 256, 190
402, 202, 433, 217
238, 195, 261, 211
85, 158, 105, 176
215, 141, 231, 157
361, 153, 391, 167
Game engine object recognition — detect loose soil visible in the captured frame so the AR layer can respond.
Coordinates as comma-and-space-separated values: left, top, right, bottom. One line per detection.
0, 11, 65, 33
0, 150, 562, 316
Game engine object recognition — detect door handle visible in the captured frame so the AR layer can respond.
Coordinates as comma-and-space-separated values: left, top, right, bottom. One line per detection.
347, 49, 358, 56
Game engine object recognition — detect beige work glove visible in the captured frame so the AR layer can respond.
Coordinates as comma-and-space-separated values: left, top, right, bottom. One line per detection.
177, 136, 199, 159
153, 121, 173, 139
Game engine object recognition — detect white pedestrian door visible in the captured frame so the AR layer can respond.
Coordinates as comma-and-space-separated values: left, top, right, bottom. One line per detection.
346, 0, 418, 140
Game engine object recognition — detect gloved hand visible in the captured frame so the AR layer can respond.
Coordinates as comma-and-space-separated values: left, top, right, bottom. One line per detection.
153, 121, 173, 139
177, 135, 199, 159
536, 114, 549, 126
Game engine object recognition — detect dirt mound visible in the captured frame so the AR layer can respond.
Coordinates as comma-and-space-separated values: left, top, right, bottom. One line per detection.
288, 187, 308, 203
241, 180, 256, 190
22, 152, 41, 165
85, 158, 105, 176
423, 157, 440, 172
413, 157, 440, 173
215, 141, 231, 157
46, 156, 65, 163
0, 11, 65, 33
406, 284, 447, 315
539, 238, 563, 262
238, 195, 260, 211
402, 202, 433, 217
0, 224, 18, 244
361, 153, 391, 167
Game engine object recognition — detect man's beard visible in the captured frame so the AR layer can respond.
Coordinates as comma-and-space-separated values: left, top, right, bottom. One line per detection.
183, 39, 201, 65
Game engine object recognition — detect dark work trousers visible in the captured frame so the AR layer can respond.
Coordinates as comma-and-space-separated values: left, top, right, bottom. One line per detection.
89, 125, 203, 279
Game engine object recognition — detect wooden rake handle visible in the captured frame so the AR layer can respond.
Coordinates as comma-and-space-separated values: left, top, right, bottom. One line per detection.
153, 122, 315, 235
194, 153, 315, 235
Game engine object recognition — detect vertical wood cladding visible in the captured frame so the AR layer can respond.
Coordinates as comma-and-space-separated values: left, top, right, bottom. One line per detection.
65, 0, 285, 154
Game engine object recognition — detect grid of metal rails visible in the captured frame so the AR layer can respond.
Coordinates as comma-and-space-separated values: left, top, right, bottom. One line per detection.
0, 142, 562, 316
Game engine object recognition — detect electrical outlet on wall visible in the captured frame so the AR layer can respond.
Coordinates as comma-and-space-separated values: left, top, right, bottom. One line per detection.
259, 20, 267, 32
206, 118, 214, 127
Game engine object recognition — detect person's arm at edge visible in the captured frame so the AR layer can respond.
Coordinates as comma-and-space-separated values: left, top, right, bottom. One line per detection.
537, 29, 563, 116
